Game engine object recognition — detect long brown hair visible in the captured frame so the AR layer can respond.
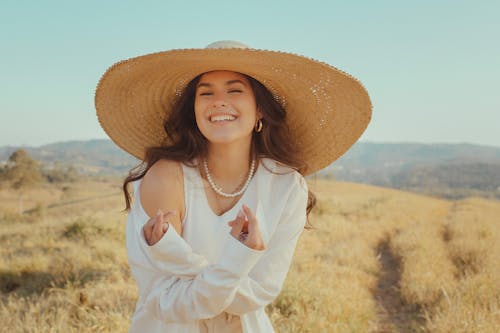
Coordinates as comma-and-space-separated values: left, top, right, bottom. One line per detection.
123, 72, 316, 225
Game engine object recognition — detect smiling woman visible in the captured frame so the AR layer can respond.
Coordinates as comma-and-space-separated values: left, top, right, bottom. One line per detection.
94, 40, 372, 332
194, 71, 260, 145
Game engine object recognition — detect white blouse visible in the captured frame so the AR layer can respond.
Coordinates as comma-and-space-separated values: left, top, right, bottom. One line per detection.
125, 158, 308, 333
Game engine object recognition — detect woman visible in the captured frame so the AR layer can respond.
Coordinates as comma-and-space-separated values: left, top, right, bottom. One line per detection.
95, 41, 372, 332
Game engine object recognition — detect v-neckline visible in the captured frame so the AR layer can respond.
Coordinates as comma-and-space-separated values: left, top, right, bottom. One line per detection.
197, 161, 260, 219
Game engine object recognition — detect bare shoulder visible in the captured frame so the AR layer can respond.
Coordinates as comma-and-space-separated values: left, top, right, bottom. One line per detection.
140, 159, 184, 231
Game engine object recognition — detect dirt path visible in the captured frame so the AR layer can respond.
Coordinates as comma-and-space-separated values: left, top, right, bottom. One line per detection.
373, 238, 427, 333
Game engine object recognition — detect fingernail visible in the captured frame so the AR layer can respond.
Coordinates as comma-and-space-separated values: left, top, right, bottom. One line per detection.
239, 208, 249, 221
157, 209, 162, 216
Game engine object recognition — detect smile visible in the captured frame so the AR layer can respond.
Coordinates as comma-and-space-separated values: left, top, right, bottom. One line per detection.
209, 114, 237, 122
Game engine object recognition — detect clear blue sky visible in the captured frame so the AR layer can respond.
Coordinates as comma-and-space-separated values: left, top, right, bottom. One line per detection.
1, 0, 499, 147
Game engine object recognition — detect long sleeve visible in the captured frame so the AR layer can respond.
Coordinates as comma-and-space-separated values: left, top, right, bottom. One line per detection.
127, 208, 265, 323
127, 212, 210, 278
126, 168, 308, 325
132, 175, 308, 318
225, 179, 308, 314
142, 231, 264, 323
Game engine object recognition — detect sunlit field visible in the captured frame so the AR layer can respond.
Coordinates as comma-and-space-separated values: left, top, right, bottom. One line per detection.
1, 178, 499, 332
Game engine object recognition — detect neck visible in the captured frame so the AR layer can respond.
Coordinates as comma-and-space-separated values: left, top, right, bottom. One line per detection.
205, 140, 254, 183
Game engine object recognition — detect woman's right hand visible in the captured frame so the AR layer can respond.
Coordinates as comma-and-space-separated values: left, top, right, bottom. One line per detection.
228, 204, 266, 251
143, 210, 177, 246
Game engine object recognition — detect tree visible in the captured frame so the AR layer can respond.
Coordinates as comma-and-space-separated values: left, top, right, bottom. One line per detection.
4, 149, 43, 214
0, 164, 6, 189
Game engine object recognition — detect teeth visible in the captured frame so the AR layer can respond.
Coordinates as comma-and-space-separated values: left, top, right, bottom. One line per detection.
210, 115, 236, 122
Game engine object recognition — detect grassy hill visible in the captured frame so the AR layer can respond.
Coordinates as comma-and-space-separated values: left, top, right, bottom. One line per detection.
1, 178, 498, 332
2, 140, 500, 199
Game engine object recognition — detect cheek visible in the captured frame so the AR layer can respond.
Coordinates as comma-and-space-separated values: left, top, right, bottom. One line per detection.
194, 100, 205, 122
194, 111, 205, 131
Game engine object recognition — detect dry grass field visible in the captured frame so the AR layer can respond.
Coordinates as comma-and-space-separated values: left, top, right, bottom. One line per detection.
1, 178, 499, 332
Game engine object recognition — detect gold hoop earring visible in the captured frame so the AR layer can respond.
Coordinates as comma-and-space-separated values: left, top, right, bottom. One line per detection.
255, 119, 263, 133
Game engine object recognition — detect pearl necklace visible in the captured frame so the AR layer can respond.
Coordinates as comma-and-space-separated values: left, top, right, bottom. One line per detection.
203, 159, 256, 198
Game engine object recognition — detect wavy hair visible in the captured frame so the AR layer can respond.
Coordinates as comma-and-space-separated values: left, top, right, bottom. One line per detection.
122, 72, 316, 226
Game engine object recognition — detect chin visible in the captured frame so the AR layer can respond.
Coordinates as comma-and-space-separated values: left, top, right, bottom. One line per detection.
207, 136, 241, 144
205, 133, 252, 145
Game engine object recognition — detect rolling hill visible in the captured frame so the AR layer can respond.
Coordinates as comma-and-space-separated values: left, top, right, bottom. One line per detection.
1, 140, 500, 199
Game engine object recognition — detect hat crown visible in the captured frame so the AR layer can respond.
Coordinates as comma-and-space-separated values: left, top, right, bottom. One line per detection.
205, 40, 249, 49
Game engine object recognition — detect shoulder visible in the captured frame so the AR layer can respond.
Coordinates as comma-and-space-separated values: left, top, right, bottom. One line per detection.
259, 159, 308, 229
260, 158, 308, 197
140, 159, 185, 220
144, 159, 183, 185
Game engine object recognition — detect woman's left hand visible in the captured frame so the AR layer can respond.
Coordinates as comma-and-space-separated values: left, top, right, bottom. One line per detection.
227, 204, 266, 251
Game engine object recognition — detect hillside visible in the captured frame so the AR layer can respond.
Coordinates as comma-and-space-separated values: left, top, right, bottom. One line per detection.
0, 140, 139, 175
1, 140, 500, 199
1, 179, 498, 332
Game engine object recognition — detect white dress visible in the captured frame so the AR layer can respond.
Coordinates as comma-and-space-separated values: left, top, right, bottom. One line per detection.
126, 158, 308, 333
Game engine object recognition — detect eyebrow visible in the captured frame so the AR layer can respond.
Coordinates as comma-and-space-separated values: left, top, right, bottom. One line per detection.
197, 79, 247, 88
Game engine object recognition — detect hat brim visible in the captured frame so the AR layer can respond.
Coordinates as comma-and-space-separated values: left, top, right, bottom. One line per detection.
95, 47, 372, 175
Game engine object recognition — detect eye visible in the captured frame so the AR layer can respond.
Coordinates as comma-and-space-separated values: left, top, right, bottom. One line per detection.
198, 92, 213, 96
228, 89, 243, 94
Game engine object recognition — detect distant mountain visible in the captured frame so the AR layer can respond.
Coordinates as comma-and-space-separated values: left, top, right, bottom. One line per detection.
0, 139, 139, 175
2, 140, 500, 199
317, 142, 500, 199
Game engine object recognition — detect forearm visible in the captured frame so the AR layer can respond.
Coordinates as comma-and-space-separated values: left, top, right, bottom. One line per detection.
143, 232, 264, 323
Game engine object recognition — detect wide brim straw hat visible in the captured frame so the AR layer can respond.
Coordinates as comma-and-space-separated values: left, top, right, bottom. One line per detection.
95, 40, 372, 175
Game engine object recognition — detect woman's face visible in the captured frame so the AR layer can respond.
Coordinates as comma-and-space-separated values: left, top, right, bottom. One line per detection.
194, 70, 261, 145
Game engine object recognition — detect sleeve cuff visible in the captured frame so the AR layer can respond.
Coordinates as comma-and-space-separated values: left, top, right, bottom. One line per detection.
216, 232, 266, 277
147, 224, 192, 260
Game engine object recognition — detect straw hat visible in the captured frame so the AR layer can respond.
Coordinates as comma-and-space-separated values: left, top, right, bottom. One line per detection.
95, 40, 372, 175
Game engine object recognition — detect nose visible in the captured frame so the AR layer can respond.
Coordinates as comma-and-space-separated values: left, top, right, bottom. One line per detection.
209, 88, 230, 108
212, 99, 228, 108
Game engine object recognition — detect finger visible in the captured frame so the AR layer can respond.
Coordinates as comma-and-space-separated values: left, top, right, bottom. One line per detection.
143, 211, 160, 244
152, 210, 166, 242
242, 204, 259, 234
241, 205, 266, 250
143, 224, 152, 245
144, 216, 154, 235
229, 218, 249, 231
241, 221, 249, 234
145, 210, 159, 232
239, 206, 250, 233
230, 214, 245, 238
161, 210, 175, 233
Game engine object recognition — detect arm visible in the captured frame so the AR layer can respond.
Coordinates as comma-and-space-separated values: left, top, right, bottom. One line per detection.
142, 231, 264, 323
126, 160, 208, 277
128, 194, 266, 323
131, 215, 210, 276
225, 179, 308, 315
138, 176, 308, 317
133, 161, 267, 323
